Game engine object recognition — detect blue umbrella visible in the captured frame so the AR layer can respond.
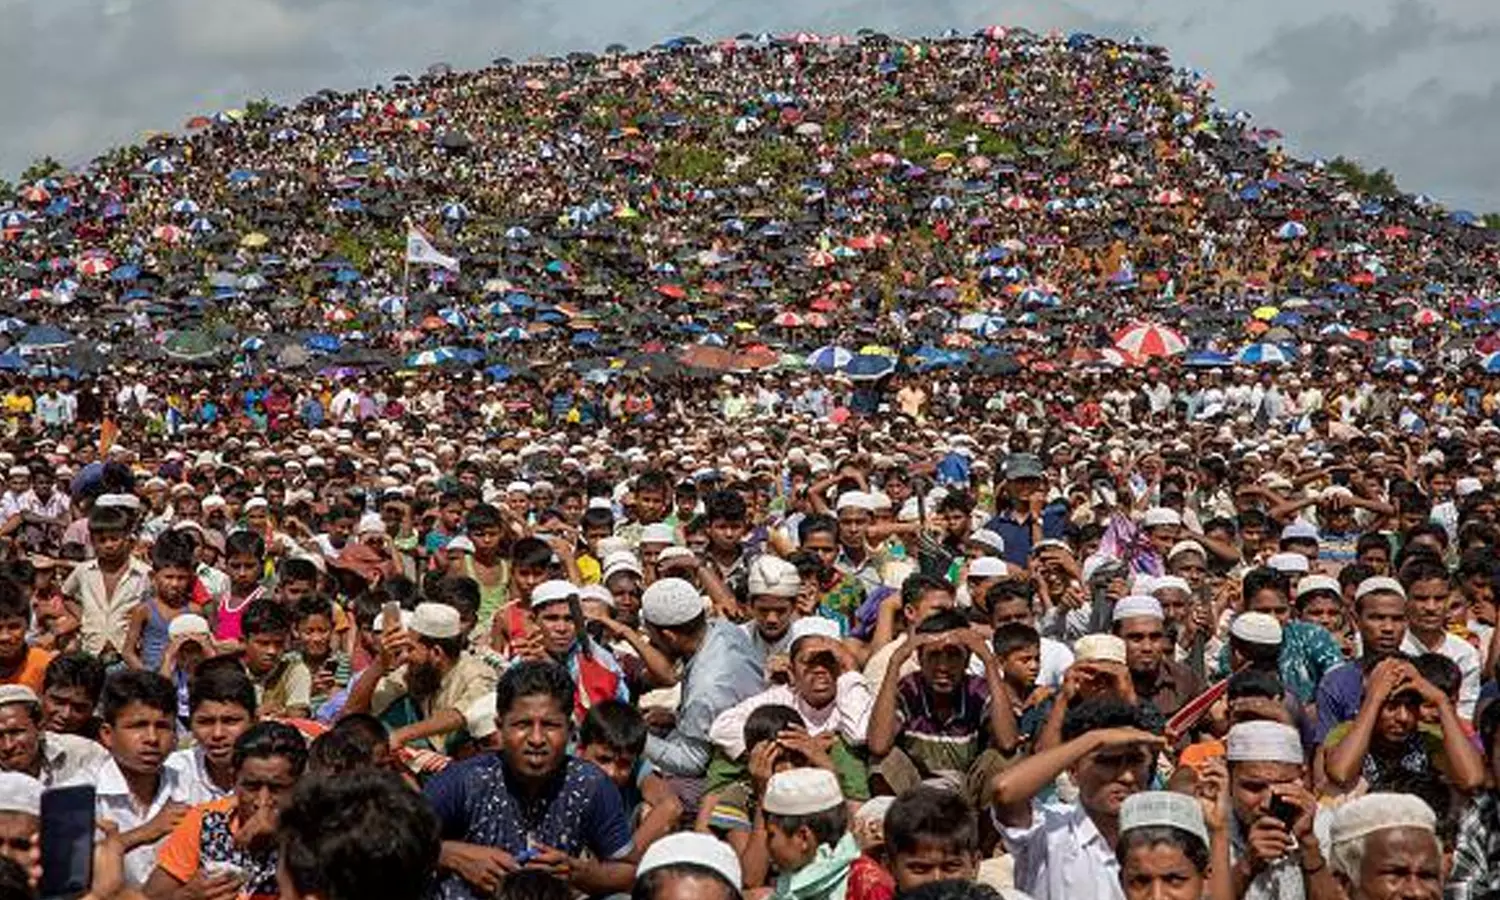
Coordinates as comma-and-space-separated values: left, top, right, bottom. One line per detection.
571, 331, 601, 347
240, 337, 265, 352
497, 326, 530, 342
333, 268, 362, 284
0, 352, 24, 371
846, 354, 897, 380
304, 334, 342, 353
143, 157, 175, 175
0, 211, 32, 229
1184, 350, 1233, 368
1235, 343, 1296, 366
440, 202, 470, 222
1480, 353, 1500, 374
504, 226, 532, 240
1275, 221, 1308, 240
452, 348, 485, 365
171, 199, 200, 215
484, 364, 513, 380
1271, 312, 1304, 327
109, 264, 141, 282
1377, 357, 1424, 375
227, 169, 258, 184
406, 347, 455, 367
378, 295, 406, 316
438, 308, 470, 328
806, 345, 852, 371
17, 325, 72, 350
504, 292, 535, 311
0, 319, 26, 334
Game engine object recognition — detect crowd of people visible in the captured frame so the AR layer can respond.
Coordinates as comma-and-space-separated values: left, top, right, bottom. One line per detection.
0, 21, 1498, 900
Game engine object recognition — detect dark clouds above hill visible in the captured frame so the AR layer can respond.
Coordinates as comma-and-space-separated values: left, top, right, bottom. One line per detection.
2, 0, 1497, 208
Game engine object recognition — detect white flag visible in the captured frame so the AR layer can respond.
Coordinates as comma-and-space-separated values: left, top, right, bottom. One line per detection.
406, 227, 459, 272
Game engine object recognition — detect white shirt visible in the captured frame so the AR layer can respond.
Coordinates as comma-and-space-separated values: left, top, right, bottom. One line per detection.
1039, 637, 1074, 690
1000, 802, 1124, 900
93, 757, 194, 886
165, 746, 234, 806
1402, 630, 1481, 719
708, 671, 873, 759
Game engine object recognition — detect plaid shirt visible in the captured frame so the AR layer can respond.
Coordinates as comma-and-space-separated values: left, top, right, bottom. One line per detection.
1448, 793, 1500, 900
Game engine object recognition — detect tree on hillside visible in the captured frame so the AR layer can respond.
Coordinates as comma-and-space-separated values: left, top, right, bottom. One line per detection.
19, 157, 64, 184
1327, 156, 1399, 197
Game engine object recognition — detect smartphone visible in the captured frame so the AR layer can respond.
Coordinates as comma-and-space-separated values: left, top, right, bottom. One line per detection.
39, 785, 94, 900
381, 601, 401, 632
1331, 469, 1350, 487
1267, 795, 1300, 830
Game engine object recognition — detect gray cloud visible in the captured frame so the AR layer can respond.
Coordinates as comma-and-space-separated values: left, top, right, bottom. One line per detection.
3, 0, 1499, 208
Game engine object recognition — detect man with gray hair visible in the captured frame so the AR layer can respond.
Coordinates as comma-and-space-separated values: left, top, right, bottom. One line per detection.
1328, 792, 1441, 899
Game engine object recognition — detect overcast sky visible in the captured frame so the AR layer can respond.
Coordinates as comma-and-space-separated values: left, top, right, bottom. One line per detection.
3, 0, 1498, 209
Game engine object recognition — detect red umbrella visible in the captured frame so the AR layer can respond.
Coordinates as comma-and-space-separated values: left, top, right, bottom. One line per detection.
655, 284, 686, 299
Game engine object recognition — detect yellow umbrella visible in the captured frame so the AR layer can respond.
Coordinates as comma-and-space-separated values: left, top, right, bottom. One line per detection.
859, 344, 896, 357
1251, 305, 1279, 321
239, 232, 269, 249
733, 321, 755, 332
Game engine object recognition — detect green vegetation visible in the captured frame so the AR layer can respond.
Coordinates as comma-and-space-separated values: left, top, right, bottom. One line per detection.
1327, 156, 1399, 197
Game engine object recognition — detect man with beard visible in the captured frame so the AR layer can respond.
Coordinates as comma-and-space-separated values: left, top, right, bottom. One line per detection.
343, 602, 497, 753
0, 684, 105, 787
425, 661, 634, 900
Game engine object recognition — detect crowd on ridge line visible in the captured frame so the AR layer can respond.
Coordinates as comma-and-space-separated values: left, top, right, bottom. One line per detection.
0, 26, 1497, 385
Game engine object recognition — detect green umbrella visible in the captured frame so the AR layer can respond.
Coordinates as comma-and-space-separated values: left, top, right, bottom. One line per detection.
162, 330, 218, 362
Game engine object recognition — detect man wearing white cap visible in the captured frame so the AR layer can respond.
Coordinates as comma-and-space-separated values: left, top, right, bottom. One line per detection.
0, 685, 106, 788
1315, 577, 1410, 742
741, 556, 804, 667
1221, 721, 1338, 900
1226, 568, 1344, 705
709, 616, 871, 761
634, 832, 742, 900
1111, 595, 1204, 719
514, 580, 629, 720
344, 602, 498, 752
639, 579, 762, 779
0, 770, 40, 870
1328, 793, 1441, 899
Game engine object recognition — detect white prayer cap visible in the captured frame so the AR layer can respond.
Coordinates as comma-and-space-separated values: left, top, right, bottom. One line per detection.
410, 603, 462, 640
1456, 477, 1484, 498
1226, 721, 1304, 765
243, 497, 269, 512
1229, 612, 1283, 646
506, 481, 532, 495
0, 773, 42, 817
762, 768, 843, 816
1295, 575, 1341, 599
657, 546, 697, 566
1150, 576, 1191, 596
641, 578, 705, 628
1074, 634, 1127, 665
1330, 792, 1435, 847
1280, 521, 1320, 543
96, 493, 141, 510
640, 523, 677, 546
0, 685, 37, 708
853, 796, 896, 848
356, 513, 387, 536
867, 491, 892, 511
602, 552, 644, 581
464, 692, 498, 740
5, 466, 27, 478
788, 616, 841, 650
1081, 552, 1118, 584
969, 529, 1005, 553
636, 833, 743, 891
579, 585, 614, 607
1329, 793, 1438, 881
201, 494, 227, 511
587, 496, 614, 511
596, 537, 630, 559
1112, 595, 1164, 622
747, 556, 801, 598
1119, 791, 1208, 847
1141, 507, 1182, 528
969, 557, 1009, 579
446, 536, 476, 554
1355, 576, 1406, 601
835, 491, 876, 513
167, 613, 211, 639
1266, 552, 1310, 574
1167, 540, 1206, 562
529, 579, 578, 610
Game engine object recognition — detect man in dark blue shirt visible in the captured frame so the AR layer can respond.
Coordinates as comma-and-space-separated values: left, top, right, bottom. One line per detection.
425, 661, 635, 900
983, 452, 1068, 566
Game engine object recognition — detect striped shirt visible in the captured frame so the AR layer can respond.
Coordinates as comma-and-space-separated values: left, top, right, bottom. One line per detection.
894, 672, 990, 779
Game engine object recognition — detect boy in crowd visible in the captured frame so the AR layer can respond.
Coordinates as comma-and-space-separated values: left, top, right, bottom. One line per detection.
41, 651, 105, 738
240, 598, 311, 719
64, 504, 152, 661
577, 699, 683, 855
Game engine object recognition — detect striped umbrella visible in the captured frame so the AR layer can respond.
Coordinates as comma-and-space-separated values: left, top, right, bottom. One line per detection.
1234, 343, 1296, 366
1113, 322, 1187, 358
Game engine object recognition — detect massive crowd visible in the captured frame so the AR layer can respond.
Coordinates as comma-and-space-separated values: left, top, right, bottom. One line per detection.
0, 22, 1496, 900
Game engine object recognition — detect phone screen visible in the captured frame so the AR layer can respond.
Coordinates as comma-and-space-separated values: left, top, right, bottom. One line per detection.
39, 785, 94, 900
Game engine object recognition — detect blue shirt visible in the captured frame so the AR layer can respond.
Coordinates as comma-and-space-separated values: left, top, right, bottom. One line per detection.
645, 618, 763, 777
984, 502, 1069, 566
425, 754, 633, 900
1315, 661, 1366, 742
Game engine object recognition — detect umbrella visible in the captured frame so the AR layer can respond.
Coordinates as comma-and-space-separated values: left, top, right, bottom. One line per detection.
163, 330, 217, 362
1276, 221, 1309, 240
1113, 322, 1187, 358
170, 199, 200, 215
1480, 353, 1500, 374
806, 345, 853, 371
143, 157, 176, 175
1412, 308, 1444, 326
406, 347, 456, 367
304, 334, 342, 353
1377, 357, 1424, 375
1234, 343, 1296, 366
17, 325, 72, 351
845, 354, 896, 380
